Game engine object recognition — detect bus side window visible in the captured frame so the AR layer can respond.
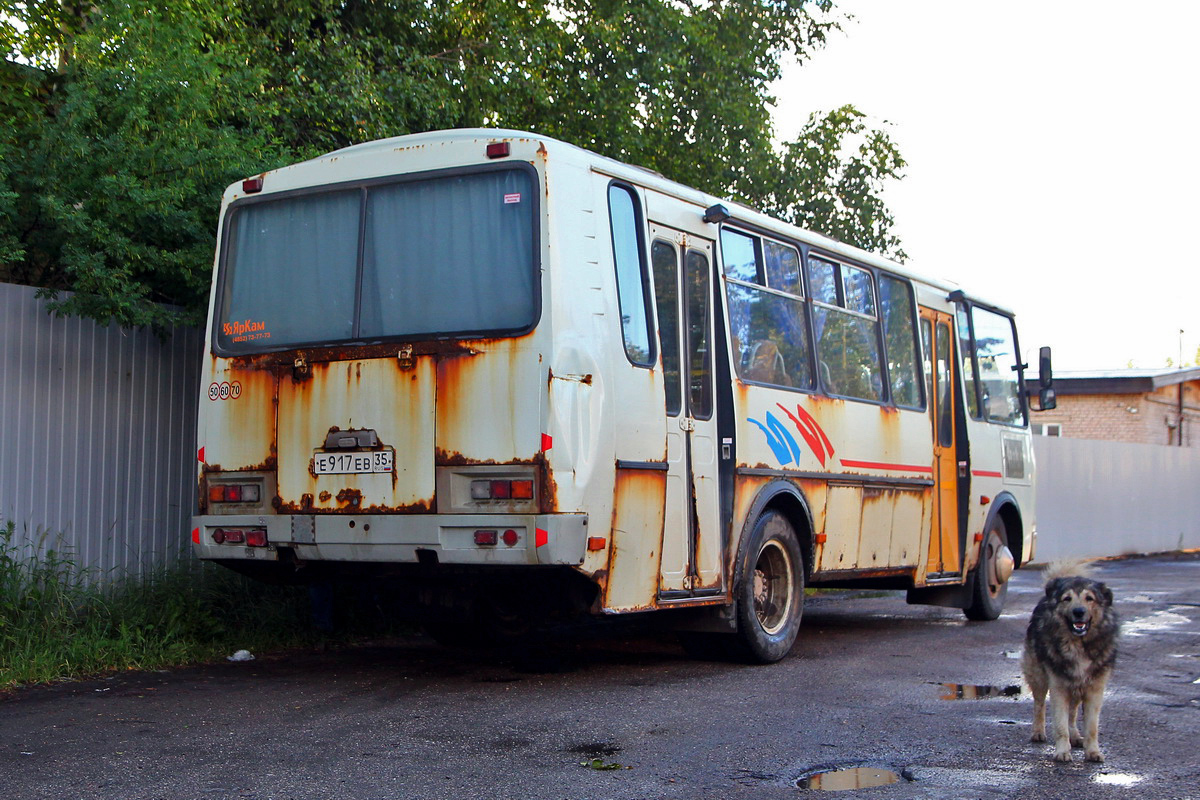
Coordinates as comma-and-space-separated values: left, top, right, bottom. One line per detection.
809, 256, 884, 402
879, 274, 923, 409
720, 228, 813, 390
607, 184, 655, 367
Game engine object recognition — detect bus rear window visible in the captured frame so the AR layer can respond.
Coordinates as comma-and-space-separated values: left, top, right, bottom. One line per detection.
215, 167, 538, 353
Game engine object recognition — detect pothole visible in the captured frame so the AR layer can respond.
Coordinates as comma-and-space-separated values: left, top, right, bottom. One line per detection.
935, 682, 1025, 700
796, 764, 912, 791
566, 741, 621, 757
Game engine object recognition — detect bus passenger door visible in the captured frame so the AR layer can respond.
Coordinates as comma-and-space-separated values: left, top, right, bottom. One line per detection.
920, 309, 963, 577
649, 224, 721, 597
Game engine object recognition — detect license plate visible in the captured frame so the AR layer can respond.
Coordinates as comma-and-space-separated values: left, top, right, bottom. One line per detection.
313, 450, 394, 475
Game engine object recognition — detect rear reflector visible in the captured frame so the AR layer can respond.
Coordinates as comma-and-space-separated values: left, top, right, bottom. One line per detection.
242, 176, 264, 193
486, 142, 510, 159
223, 529, 245, 544
587, 537, 607, 552
474, 530, 498, 546
501, 529, 519, 547
246, 529, 268, 547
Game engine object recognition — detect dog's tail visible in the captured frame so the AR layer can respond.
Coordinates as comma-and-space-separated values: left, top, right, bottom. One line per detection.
1042, 559, 1097, 581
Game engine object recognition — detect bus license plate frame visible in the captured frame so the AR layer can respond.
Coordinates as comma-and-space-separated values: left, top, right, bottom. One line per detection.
312, 449, 395, 475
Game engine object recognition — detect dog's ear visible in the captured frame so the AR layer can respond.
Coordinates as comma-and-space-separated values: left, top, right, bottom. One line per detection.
1095, 582, 1113, 606
1044, 577, 1066, 598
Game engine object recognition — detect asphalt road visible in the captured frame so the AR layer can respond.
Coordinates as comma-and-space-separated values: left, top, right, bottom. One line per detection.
3, 553, 1199, 800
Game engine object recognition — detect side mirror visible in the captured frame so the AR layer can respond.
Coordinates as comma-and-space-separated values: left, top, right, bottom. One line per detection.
1031, 346, 1056, 410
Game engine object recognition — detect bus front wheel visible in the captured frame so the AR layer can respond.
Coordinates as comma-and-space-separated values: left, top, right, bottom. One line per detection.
964, 516, 1014, 621
734, 510, 805, 663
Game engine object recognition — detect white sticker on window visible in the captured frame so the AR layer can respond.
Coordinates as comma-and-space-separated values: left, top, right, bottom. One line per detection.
504, 193, 521, 204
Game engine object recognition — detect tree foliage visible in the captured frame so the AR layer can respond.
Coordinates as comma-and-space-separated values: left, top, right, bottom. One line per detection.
1, 0, 905, 329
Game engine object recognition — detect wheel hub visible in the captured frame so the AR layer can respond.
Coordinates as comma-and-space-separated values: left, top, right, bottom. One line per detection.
753, 541, 793, 635
991, 543, 1015, 586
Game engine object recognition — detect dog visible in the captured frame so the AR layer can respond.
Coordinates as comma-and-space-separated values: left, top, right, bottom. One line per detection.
1021, 567, 1119, 762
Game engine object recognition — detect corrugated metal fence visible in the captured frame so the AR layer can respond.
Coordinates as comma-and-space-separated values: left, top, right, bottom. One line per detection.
0, 282, 201, 578
1032, 436, 1200, 563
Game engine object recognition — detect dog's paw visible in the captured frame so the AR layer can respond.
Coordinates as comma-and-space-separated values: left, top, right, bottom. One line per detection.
1084, 749, 1105, 763
1030, 731, 1046, 743
1053, 747, 1073, 763
1070, 732, 1084, 748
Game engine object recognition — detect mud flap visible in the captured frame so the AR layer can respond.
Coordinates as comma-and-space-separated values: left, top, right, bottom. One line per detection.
906, 579, 971, 609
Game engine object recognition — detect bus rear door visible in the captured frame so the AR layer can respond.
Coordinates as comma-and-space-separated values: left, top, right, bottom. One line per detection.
649, 223, 721, 598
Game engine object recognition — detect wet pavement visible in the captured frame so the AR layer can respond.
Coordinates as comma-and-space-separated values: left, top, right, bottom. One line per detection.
2, 552, 1199, 799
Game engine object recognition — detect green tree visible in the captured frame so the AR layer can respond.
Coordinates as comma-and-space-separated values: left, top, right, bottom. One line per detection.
3, 1, 285, 327
771, 105, 907, 259
1, 0, 906, 329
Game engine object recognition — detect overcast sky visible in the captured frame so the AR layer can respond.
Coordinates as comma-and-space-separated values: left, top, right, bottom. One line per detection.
771, 0, 1200, 371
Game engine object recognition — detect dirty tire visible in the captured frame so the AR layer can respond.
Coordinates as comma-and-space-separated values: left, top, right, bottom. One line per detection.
734, 510, 805, 663
964, 516, 1010, 621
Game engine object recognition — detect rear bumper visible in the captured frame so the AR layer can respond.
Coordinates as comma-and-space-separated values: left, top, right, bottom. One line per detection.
191, 513, 587, 567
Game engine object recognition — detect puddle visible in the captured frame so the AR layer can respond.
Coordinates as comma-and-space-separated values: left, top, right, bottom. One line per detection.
1094, 772, 1144, 787
935, 683, 1025, 700
796, 766, 909, 791
1124, 608, 1193, 636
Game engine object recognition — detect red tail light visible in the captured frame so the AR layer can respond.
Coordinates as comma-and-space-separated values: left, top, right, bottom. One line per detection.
501, 529, 519, 547
490, 480, 512, 499
208, 483, 261, 503
246, 529, 268, 547
486, 142, 510, 159
474, 530, 498, 546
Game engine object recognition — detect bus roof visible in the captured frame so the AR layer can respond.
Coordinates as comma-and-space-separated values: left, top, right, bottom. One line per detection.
316, 128, 1008, 315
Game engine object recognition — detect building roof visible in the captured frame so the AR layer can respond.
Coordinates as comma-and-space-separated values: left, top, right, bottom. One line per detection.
1054, 366, 1200, 395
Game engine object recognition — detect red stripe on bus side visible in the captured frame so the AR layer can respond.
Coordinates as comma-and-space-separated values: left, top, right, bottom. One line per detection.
839, 459, 934, 474
972, 470, 1003, 478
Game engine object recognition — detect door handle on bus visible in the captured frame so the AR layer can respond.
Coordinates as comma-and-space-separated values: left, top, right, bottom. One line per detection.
679, 417, 695, 432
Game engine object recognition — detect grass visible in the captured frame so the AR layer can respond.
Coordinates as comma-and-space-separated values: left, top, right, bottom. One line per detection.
0, 520, 341, 690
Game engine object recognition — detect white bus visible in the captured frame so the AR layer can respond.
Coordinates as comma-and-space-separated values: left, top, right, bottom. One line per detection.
192, 129, 1056, 662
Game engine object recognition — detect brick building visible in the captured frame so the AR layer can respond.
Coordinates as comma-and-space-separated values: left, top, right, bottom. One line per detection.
1032, 367, 1200, 447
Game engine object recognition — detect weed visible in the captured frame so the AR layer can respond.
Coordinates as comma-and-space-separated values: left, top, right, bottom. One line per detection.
0, 520, 336, 689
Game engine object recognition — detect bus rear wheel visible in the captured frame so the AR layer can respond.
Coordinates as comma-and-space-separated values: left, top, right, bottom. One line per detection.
734, 510, 805, 663
964, 516, 1014, 621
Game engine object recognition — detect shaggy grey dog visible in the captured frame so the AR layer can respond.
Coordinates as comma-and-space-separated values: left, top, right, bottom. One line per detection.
1022, 571, 1119, 762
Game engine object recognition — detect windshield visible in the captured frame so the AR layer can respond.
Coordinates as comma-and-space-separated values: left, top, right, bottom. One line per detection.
214, 166, 538, 353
